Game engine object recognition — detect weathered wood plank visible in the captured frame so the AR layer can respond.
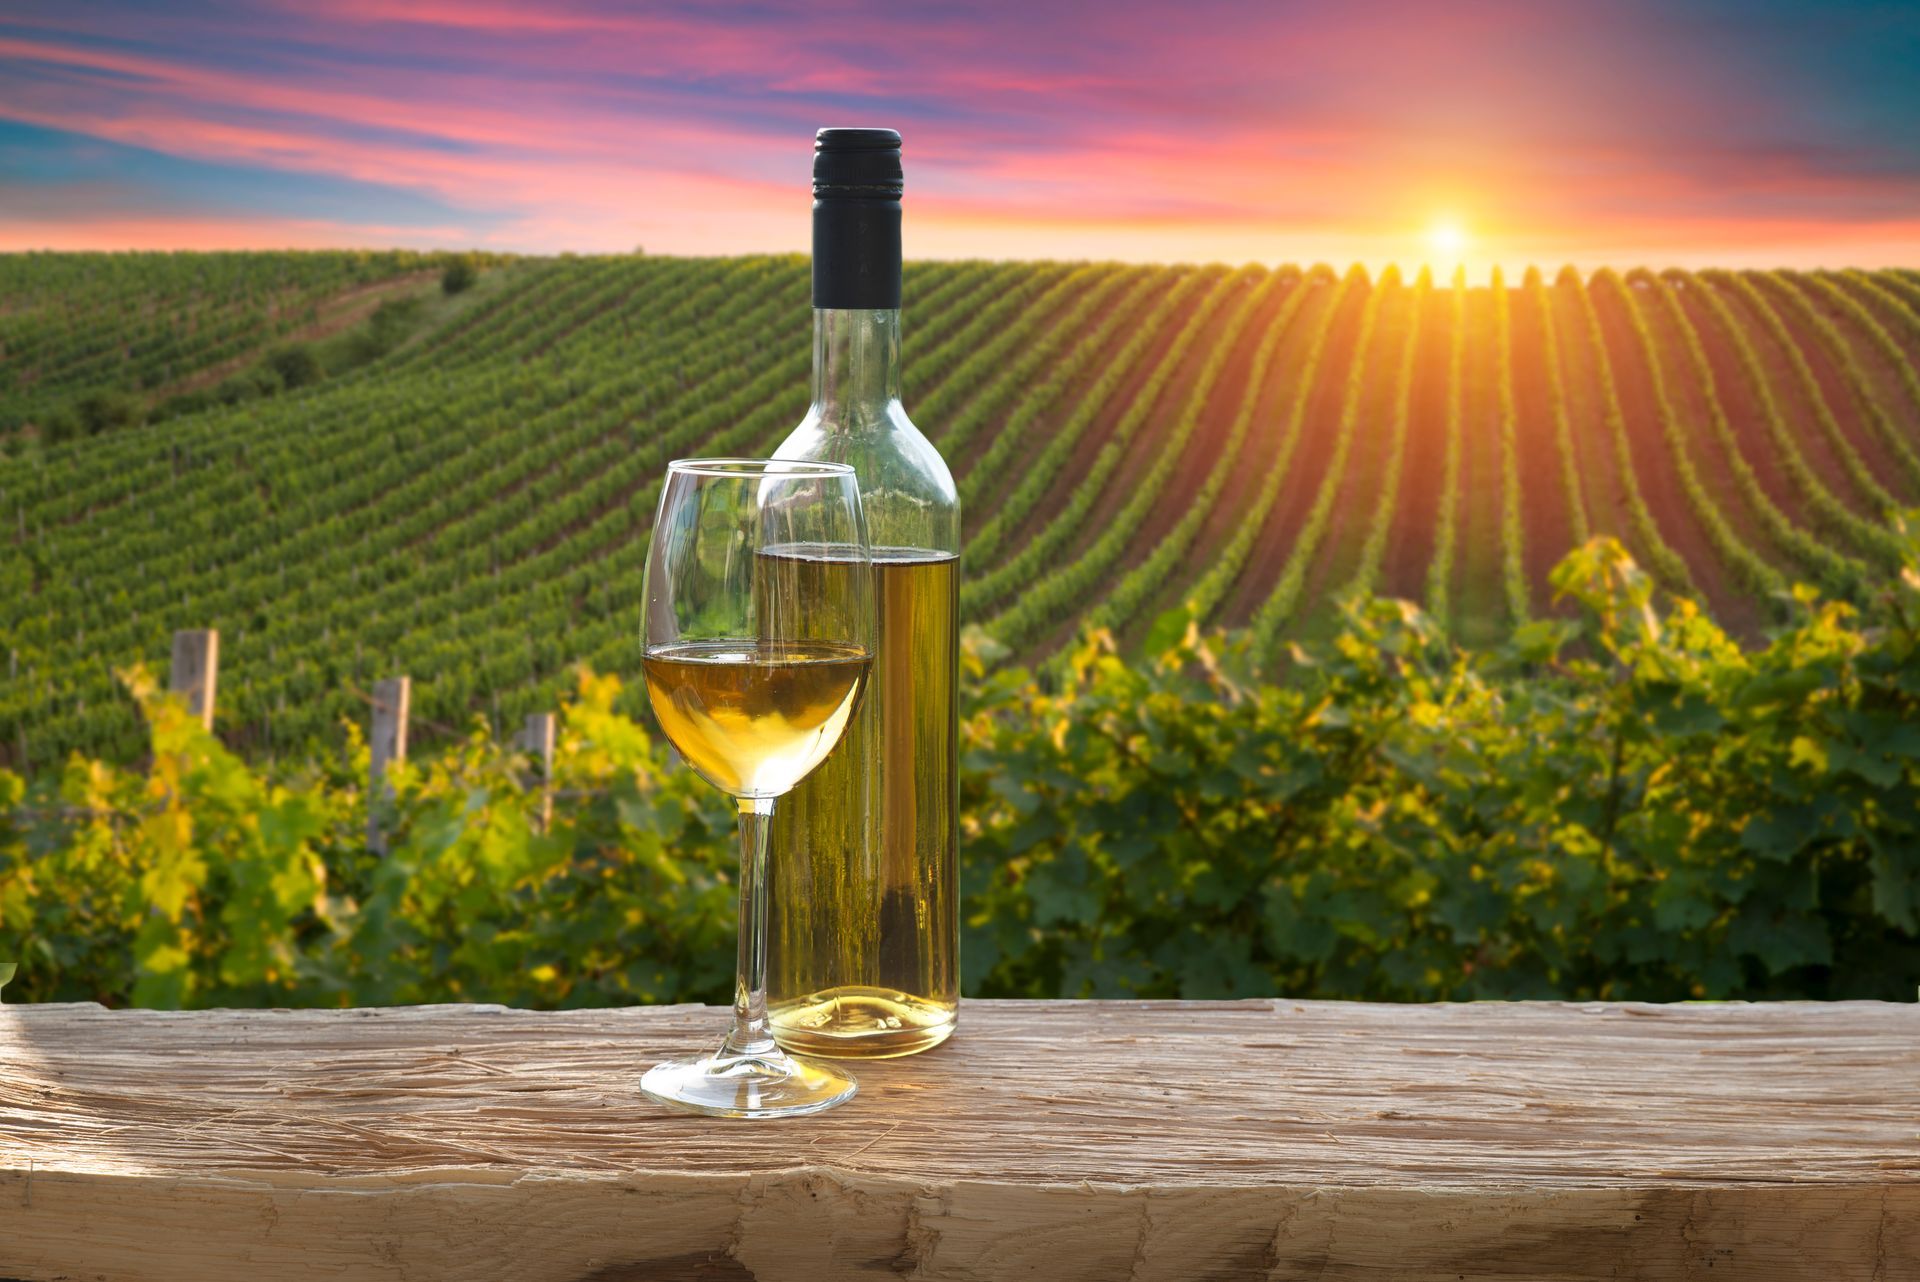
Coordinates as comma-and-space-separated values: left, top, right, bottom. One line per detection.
1, 999, 1915, 1281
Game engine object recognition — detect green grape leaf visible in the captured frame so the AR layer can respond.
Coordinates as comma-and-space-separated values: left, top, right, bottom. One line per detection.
1142, 605, 1193, 662
1027, 843, 1100, 927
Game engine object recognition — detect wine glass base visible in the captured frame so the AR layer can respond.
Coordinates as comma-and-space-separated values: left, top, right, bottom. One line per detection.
641, 1046, 857, 1119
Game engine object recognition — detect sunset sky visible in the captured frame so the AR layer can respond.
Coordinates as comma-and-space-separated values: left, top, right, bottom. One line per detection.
3, 0, 1918, 273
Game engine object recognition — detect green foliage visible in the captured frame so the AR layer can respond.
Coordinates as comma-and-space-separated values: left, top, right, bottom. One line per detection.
964, 527, 1920, 1003
1425, 267, 1469, 626
995, 265, 1278, 647
1492, 266, 1530, 622
6, 254, 1920, 773
923, 262, 1125, 458
150, 388, 217, 423
1341, 267, 1428, 602
1248, 265, 1387, 651
1707, 270, 1904, 527
1759, 270, 1920, 494
1685, 270, 1903, 568
953, 266, 1158, 514
37, 404, 79, 444
441, 254, 480, 294
1098, 267, 1311, 632
214, 362, 284, 405
1, 667, 735, 1008
1180, 263, 1347, 624
266, 343, 325, 390
1644, 270, 1863, 594
0, 250, 431, 435
189, 296, 429, 419
964, 266, 1222, 592
1569, 268, 1697, 596
72, 388, 146, 436
1528, 265, 1591, 547
325, 296, 425, 368
1598, 268, 1786, 607
4, 532, 1918, 1008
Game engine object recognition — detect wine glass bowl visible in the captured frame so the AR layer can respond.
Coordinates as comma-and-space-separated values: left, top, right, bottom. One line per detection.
642, 639, 868, 798
638, 458, 874, 1118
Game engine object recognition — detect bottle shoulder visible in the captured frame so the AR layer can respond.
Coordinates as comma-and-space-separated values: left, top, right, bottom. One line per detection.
774, 404, 957, 507
775, 404, 958, 552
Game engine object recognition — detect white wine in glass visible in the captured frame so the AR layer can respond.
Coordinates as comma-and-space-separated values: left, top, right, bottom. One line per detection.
643, 640, 870, 798
638, 459, 874, 1119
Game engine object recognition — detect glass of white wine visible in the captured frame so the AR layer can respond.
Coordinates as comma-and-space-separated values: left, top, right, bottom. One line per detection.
639, 458, 874, 1118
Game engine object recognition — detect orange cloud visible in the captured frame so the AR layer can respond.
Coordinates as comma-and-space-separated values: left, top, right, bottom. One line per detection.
4, 1, 1918, 267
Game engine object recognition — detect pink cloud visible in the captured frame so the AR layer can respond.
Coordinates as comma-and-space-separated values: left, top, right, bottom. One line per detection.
0, 213, 469, 252
3, 1, 1917, 265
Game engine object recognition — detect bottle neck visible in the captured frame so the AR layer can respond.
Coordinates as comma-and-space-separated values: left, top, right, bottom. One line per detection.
810, 308, 901, 430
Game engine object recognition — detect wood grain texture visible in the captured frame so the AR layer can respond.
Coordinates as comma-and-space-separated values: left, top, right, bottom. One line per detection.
1, 999, 1915, 1281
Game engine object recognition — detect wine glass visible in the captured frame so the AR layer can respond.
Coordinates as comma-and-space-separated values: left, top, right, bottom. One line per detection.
639, 458, 874, 1118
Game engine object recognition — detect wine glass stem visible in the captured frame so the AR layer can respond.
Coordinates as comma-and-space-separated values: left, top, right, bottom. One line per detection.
725, 796, 778, 1058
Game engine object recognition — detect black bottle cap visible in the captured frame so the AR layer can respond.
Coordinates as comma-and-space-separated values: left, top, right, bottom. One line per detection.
812, 127, 902, 309
813, 128, 903, 198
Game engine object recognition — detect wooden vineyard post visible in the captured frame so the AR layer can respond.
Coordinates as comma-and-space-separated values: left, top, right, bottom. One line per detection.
367, 677, 410, 854
168, 629, 218, 730
519, 712, 556, 832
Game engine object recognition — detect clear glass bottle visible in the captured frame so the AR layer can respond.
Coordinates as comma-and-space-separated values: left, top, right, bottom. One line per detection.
765, 128, 960, 1058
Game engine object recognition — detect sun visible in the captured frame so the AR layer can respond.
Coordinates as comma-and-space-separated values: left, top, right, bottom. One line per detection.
1427, 219, 1468, 259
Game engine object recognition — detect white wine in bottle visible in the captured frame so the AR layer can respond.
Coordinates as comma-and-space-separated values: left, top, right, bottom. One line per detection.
766, 128, 960, 1058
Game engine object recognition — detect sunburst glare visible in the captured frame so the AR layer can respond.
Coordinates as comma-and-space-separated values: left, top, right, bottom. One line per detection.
1427, 219, 1468, 260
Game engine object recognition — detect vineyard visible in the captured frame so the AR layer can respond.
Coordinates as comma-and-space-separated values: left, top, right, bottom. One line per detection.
0, 251, 446, 436
4, 253, 1920, 768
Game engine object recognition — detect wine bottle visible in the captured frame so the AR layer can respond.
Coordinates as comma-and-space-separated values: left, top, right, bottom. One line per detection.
765, 128, 961, 1058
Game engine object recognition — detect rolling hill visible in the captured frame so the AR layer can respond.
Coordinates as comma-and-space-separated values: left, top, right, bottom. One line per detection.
4, 253, 1919, 767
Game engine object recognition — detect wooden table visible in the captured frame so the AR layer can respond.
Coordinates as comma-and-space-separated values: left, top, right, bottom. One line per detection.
1, 999, 1914, 1280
